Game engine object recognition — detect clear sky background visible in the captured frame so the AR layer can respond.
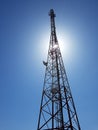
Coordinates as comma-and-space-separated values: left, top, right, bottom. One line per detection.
0, 0, 98, 130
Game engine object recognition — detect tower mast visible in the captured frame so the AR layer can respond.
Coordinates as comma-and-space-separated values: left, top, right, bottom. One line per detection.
37, 9, 81, 130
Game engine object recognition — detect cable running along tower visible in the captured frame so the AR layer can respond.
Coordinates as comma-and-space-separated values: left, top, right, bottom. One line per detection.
37, 9, 81, 130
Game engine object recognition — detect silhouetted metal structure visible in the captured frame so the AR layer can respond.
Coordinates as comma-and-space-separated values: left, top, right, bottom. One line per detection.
37, 9, 81, 130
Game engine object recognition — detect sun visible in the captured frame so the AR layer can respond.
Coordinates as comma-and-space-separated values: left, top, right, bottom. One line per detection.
38, 28, 76, 63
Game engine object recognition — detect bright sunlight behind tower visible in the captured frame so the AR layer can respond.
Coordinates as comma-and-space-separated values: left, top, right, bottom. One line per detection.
39, 29, 77, 64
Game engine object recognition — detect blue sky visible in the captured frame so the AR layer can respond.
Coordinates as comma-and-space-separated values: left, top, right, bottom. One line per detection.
0, 0, 98, 130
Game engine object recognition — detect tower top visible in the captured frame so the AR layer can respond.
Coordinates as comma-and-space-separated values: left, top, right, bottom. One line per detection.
49, 9, 56, 17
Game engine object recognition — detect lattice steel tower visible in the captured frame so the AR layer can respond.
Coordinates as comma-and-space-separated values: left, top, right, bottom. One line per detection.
37, 9, 81, 130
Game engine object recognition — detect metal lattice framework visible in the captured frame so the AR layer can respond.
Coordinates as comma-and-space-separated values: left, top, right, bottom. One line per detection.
37, 9, 81, 130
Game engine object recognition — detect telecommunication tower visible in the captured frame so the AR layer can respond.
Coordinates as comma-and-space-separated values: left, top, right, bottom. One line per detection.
37, 9, 81, 130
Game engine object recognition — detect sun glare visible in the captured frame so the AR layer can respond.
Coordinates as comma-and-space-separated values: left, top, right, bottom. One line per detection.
38, 28, 77, 63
